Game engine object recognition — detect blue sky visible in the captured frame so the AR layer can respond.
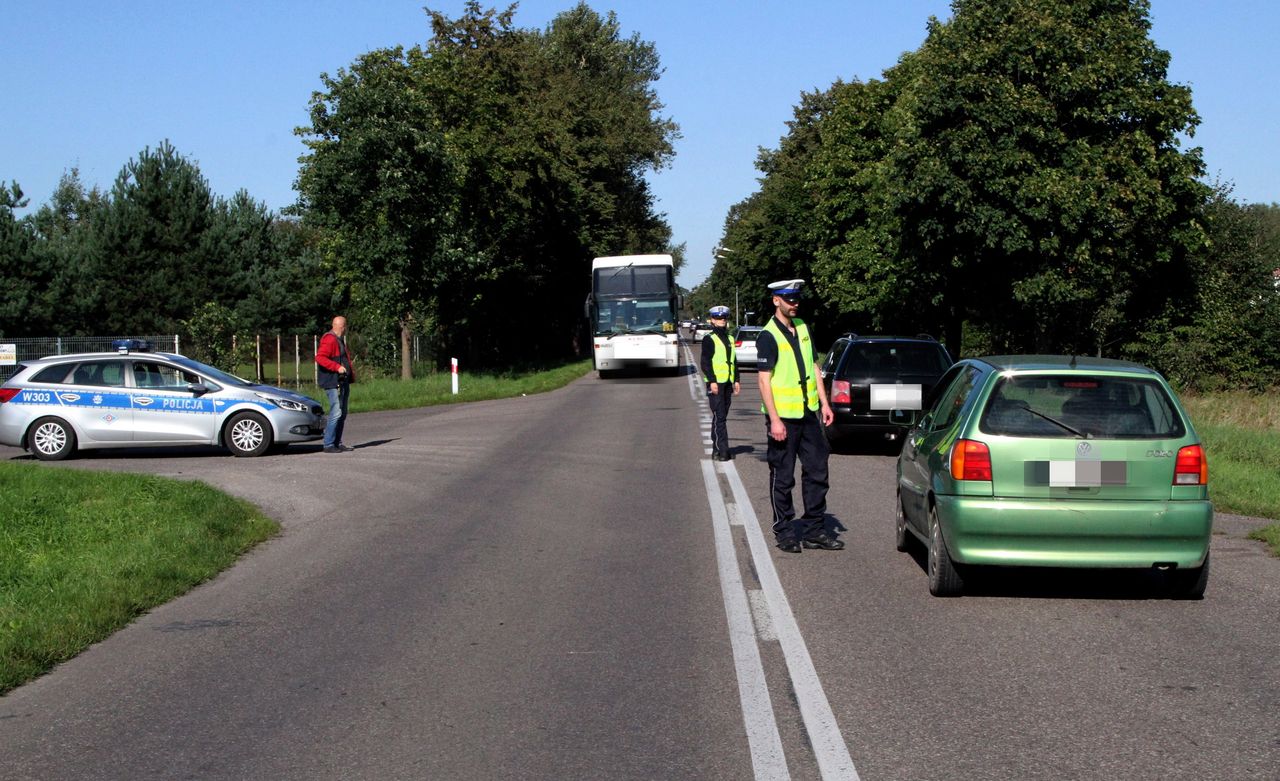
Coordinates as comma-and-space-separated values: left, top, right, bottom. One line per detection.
5, 1, 1276, 290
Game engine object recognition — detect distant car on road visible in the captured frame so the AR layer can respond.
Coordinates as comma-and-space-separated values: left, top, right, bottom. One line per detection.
0, 341, 325, 460
820, 334, 952, 445
733, 326, 764, 371
694, 322, 712, 341
894, 355, 1212, 598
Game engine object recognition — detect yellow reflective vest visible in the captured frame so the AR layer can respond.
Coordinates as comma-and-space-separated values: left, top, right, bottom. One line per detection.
703, 332, 736, 383
761, 317, 818, 418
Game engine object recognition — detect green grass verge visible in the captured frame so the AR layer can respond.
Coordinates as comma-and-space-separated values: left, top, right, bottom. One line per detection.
1183, 392, 1280, 557
1248, 524, 1280, 556
298, 359, 593, 414
0, 463, 278, 695
0, 359, 592, 694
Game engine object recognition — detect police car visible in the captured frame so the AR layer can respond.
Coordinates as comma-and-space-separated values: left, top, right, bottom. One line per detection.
0, 340, 325, 460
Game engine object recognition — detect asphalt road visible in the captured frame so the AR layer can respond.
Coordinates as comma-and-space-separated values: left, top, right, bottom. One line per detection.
2, 345, 1278, 780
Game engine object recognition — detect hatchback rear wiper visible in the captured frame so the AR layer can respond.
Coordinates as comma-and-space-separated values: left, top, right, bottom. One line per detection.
1018, 405, 1088, 438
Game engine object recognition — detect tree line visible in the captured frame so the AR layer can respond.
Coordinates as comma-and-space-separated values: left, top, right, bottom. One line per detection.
3, 0, 1276, 388
691, 0, 1280, 391
0, 2, 681, 375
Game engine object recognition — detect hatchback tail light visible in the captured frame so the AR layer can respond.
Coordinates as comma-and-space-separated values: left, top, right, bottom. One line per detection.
831, 380, 851, 405
950, 439, 992, 481
1174, 444, 1208, 485
0, 388, 20, 403
734, 340, 743, 347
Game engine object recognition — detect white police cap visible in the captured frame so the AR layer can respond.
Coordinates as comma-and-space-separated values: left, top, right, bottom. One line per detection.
709, 305, 730, 318
768, 279, 804, 296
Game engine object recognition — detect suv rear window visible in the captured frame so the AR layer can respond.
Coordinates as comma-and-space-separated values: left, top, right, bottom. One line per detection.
735, 329, 761, 342
981, 375, 1185, 439
838, 342, 949, 379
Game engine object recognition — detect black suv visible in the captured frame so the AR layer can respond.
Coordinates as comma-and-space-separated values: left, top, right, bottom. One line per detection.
820, 334, 953, 445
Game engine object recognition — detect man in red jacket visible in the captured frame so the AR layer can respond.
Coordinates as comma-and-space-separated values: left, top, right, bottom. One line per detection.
315, 315, 355, 453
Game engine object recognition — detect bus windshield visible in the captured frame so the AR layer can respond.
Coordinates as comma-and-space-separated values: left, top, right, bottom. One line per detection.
591, 264, 677, 336
594, 297, 676, 335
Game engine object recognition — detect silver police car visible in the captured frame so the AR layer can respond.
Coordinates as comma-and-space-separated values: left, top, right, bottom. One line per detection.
0, 341, 325, 460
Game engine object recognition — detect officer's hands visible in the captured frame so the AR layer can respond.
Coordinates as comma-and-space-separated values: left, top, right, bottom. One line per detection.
769, 418, 787, 441
733, 382, 741, 395
709, 382, 719, 395
821, 403, 834, 427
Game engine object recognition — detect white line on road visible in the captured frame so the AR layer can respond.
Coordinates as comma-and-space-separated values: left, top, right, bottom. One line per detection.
747, 589, 779, 642
722, 465, 861, 780
700, 459, 791, 780
686, 335, 859, 780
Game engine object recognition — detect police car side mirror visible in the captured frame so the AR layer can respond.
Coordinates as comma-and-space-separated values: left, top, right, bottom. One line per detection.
187, 382, 210, 396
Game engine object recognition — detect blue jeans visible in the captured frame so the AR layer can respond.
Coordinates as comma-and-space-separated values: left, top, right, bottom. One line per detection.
323, 383, 350, 447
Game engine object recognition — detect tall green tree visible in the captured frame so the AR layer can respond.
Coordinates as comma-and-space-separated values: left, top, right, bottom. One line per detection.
1135, 192, 1280, 389
0, 182, 39, 336
707, 87, 840, 330
888, 0, 1209, 353
26, 170, 109, 334
84, 141, 219, 333
807, 76, 917, 336
296, 2, 678, 370
297, 44, 457, 378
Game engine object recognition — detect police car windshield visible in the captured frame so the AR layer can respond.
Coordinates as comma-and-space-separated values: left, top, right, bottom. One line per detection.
168, 355, 255, 387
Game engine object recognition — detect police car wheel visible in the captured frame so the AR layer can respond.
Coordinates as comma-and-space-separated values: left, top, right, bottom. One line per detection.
30, 417, 76, 461
225, 412, 272, 457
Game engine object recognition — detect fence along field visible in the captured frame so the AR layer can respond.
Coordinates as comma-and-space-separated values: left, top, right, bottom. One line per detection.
0, 333, 433, 388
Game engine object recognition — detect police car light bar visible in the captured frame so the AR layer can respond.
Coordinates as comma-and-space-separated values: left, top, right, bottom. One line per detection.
113, 339, 154, 354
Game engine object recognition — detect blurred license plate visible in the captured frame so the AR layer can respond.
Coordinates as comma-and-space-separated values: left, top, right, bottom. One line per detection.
870, 384, 922, 410
1026, 461, 1128, 486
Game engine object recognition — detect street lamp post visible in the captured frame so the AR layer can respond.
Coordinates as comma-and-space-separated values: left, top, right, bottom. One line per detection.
713, 245, 738, 324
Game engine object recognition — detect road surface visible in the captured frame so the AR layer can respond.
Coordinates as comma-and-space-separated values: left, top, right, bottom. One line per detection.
2, 346, 1277, 780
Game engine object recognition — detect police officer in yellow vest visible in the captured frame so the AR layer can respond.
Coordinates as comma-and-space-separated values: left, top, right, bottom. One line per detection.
700, 305, 740, 461
756, 279, 844, 553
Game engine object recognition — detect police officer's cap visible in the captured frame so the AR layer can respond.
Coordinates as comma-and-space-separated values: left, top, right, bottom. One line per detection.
708, 305, 730, 319
768, 279, 804, 297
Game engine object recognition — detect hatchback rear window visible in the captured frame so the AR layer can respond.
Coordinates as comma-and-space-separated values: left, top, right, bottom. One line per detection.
839, 343, 948, 378
736, 330, 761, 342
981, 375, 1185, 439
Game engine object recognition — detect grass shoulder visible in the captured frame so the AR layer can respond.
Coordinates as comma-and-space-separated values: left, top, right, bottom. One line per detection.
0, 359, 591, 694
0, 463, 278, 695
1182, 391, 1280, 556
303, 359, 593, 414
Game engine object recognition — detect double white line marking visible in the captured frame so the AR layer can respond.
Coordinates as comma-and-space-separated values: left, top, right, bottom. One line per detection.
683, 344, 859, 780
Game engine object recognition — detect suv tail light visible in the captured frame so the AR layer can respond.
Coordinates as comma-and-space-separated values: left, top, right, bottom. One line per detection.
1174, 444, 1208, 485
0, 388, 20, 403
734, 340, 743, 347
831, 380, 851, 405
950, 439, 992, 481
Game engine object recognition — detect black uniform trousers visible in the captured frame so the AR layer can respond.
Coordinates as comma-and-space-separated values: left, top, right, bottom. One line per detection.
707, 383, 733, 458
765, 410, 830, 543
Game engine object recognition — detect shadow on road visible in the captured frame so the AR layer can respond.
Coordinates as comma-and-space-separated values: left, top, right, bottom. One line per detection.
901, 541, 1194, 599
826, 434, 904, 457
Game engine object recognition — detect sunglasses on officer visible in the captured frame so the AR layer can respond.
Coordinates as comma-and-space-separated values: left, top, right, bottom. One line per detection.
776, 294, 801, 304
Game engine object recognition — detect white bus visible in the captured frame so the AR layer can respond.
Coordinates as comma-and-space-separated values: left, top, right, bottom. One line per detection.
585, 254, 681, 376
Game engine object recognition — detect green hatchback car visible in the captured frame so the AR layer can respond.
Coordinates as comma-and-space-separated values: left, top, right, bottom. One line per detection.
894, 356, 1212, 598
